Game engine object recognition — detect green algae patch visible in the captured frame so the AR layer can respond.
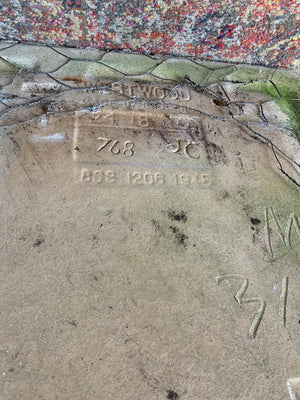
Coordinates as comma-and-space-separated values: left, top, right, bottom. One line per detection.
275, 97, 300, 139
272, 71, 300, 140
101, 52, 161, 75
227, 65, 273, 82
0, 44, 68, 72
229, 67, 300, 141
237, 80, 281, 98
152, 58, 210, 83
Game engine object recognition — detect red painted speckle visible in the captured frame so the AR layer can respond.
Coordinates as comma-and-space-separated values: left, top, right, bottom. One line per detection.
0, 0, 298, 68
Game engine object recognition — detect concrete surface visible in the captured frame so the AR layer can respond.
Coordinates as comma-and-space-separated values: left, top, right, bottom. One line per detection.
0, 42, 300, 399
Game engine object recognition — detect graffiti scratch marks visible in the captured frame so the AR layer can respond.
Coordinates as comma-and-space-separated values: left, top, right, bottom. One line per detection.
279, 277, 288, 327
216, 274, 266, 339
264, 208, 300, 258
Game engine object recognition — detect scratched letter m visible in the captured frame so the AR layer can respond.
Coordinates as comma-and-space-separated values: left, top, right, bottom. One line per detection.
264, 207, 300, 257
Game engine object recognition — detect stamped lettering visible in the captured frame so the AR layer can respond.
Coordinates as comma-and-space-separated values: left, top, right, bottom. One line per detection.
74, 108, 211, 169
127, 171, 165, 185
111, 82, 191, 101
167, 139, 202, 159
80, 168, 213, 188
91, 110, 149, 129
81, 168, 117, 183
173, 172, 210, 186
97, 137, 135, 157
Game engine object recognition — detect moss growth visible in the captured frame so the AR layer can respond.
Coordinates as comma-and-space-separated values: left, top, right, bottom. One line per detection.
238, 80, 280, 98
275, 98, 300, 138
233, 68, 300, 141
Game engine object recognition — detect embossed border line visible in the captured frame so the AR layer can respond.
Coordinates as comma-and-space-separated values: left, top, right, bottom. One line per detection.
75, 160, 213, 170
74, 110, 212, 170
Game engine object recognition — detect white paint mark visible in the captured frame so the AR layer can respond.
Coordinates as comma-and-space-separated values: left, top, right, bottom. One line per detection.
287, 377, 300, 400
32, 133, 65, 142
21, 82, 61, 92
38, 115, 49, 126
287, 381, 295, 400
270, 283, 277, 295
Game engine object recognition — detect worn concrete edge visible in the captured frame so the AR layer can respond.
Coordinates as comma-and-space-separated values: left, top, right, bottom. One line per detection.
0, 40, 299, 140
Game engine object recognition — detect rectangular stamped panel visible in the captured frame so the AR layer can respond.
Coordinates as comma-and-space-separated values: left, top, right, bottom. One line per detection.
74, 107, 211, 170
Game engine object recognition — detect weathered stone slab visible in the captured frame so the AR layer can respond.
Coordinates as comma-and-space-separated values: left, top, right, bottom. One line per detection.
0, 44, 300, 400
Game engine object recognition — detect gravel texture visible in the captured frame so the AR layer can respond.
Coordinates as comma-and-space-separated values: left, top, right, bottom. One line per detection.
0, 0, 299, 69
